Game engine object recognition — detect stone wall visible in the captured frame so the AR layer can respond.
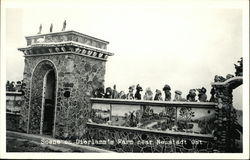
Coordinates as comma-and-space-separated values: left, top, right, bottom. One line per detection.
55, 54, 106, 139
85, 99, 217, 152
86, 96, 243, 153
90, 99, 217, 136
20, 53, 106, 138
6, 114, 21, 131
212, 77, 243, 152
86, 123, 215, 153
28, 61, 56, 134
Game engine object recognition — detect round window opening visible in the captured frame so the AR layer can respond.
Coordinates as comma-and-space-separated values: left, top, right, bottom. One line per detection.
64, 91, 71, 98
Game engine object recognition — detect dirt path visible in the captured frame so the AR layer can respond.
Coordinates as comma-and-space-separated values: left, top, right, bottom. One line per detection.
6, 131, 113, 152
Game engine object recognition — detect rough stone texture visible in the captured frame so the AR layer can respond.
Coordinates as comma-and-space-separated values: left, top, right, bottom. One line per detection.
20, 53, 106, 138
86, 123, 215, 153
29, 60, 56, 134
212, 76, 242, 152
87, 100, 217, 152
6, 114, 21, 131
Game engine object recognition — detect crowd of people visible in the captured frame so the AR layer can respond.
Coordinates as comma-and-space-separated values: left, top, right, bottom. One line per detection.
6, 81, 16, 92
93, 58, 243, 103
93, 84, 213, 102
6, 80, 25, 92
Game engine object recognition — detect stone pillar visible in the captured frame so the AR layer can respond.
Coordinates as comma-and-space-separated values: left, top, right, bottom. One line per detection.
213, 85, 232, 152
212, 77, 242, 152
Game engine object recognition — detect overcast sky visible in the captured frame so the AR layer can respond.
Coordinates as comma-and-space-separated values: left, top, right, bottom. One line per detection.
4, 0, 244, 109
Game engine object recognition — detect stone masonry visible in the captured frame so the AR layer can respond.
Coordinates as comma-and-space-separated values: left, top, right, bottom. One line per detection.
212, 76, 242, 152
18, 30, 113, 138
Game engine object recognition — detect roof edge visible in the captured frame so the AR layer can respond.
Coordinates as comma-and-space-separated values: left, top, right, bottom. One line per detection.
17, 41, 114, 56
25, 30, 110, 44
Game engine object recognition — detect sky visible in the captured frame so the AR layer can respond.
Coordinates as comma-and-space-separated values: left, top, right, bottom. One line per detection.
4, 0, 244, 109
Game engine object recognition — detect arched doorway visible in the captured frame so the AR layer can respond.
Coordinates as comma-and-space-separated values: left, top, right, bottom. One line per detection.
41, 70, 56, 135
28, 60, 57, 136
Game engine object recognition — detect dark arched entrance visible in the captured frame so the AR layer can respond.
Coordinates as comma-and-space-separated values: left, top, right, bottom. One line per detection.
41, 70, 56, 135
28, 60, 57, 136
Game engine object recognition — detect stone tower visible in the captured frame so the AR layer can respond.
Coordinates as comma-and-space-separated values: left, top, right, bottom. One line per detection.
18, 30, 113, 138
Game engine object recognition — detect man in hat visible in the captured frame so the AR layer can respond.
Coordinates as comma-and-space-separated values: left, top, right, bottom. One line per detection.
143, 87, 153, 100
127, 85, 135, 100
186, 89, 197, 102
112, 85, 119, 99
173, 90, 183, 101
104, 87, 113, 98
163, 84, 171, 101
197, 87, 207, 102
93, 87, 104, 98
135, 84, 143, 100
154, 89, 163, 101
118, 91, 127, 99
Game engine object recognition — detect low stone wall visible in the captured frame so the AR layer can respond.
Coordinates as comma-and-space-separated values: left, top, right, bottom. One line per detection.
87, 98, 218, 152
6, 113, 21, 131
90, 98, 217, 134
86, 123, 215, 153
